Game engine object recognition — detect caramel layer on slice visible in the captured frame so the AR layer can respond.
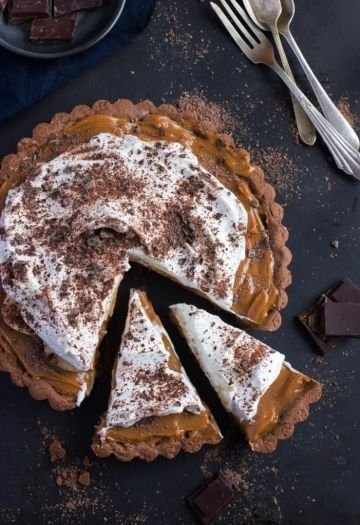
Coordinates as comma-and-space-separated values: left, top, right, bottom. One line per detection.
241, 366, 314, 444
106, 411, 219, 442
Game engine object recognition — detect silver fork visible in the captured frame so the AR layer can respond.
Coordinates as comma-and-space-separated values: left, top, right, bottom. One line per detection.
210, 0, 360, 179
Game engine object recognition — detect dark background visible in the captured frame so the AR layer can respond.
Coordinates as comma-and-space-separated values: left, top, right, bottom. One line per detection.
0, 1, 359, 524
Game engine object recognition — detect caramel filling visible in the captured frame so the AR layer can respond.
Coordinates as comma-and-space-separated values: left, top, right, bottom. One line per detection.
241, 366, 313, 443
0, 316, 91, 398
106, 411, 217, 442
105, 291, 220, 443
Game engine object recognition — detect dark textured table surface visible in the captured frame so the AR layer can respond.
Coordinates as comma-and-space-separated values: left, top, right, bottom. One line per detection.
0, 1, 359, 524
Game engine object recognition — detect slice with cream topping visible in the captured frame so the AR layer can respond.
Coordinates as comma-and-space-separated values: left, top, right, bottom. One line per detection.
92, 290, 222, 461
170, 303, 322, 453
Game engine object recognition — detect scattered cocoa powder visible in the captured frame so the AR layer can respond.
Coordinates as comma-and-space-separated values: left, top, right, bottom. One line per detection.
83, 455, 93, 468
178, 91, 236, 133
336, 96, 359, 128
252, 147, 302, 203
49, 438, 66, 463
53, 466, 91, 491
54, 466, 80, 490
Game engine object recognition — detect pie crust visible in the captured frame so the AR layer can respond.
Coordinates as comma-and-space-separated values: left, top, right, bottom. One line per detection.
92, 414, 222, 462
249, 379, 322, 453
0, 99, 292, 410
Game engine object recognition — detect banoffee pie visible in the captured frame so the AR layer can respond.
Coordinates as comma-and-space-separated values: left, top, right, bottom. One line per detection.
170, 303, 322, 452
92, 289, 222, 461
0, 99, 291, 410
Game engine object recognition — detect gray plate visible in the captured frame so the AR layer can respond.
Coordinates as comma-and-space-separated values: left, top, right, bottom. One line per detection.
0, 0, 126, 59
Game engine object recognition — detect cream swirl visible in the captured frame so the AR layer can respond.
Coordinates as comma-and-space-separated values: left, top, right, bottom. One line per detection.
0, 133, 247, 371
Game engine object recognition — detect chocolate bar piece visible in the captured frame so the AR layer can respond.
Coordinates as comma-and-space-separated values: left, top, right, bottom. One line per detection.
54, 0, 102, 16
297, 278, 360, 354
298, 296, 336, 355
330, 278, 360, 304
324, 302, 360, 336
187, 471, 239, 525
9, 0, 51, 17
30, 14, 77, 42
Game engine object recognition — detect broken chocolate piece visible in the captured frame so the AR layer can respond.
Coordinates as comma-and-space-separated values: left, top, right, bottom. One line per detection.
187, 471, 239, 525
30, 14, 78, 43
329, 278, 360, 304
297, 278, 360, 354
9, 0, 51, 17
324, 302, 360, 336
53, 0, 102, 16
298, 295, 337, 354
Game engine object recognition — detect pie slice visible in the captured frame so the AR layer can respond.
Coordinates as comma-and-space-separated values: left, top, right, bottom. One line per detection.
92, 290, 222, 461
170, 303, 322, 453
0, 99, 291, 409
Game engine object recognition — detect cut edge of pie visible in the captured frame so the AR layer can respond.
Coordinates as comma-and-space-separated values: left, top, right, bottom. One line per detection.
92, 289, 222, 462
0, 98, 292, 410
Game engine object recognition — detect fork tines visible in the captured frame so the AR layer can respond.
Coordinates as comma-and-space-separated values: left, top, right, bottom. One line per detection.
210, 0, 273, 64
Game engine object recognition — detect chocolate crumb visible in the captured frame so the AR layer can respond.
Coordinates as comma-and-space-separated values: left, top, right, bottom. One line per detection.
49, 438, 66, 463
78, 471, 91, 487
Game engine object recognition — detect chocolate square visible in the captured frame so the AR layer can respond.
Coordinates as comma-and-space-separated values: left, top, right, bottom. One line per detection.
324, 302, 360, 336
297, 279, 360, 354
9, 0, 51, 17
187, 471, 239, 525
54, 0, 102, 16
30, 14, 78, 43
329, 278, 360, 304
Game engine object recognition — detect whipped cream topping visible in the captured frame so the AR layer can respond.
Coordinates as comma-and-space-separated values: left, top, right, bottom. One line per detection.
103, 289, 205, 429
0, 133, 248, 371
170, 304, 285, 421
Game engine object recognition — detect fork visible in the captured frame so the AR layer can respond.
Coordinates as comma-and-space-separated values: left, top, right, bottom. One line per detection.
210, 0, 360, 179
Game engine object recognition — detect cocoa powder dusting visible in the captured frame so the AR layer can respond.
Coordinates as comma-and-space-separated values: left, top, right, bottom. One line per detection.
252, 147, 302, 204
178, 91, 236, 133
336, 96, 359, 128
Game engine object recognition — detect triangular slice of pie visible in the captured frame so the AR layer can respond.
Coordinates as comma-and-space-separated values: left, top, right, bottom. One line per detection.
92, 290, 222, 461
170, 304, 322, 453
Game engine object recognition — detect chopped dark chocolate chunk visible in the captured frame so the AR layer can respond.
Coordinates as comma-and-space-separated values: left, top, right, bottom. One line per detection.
329, 278, 360, 304
324, 302, 360, 336
187, 471, 239, 525
297, 278, 360, 354
53, 0, 102, 16
9, 0, 51, 17
30, 14, 78, 43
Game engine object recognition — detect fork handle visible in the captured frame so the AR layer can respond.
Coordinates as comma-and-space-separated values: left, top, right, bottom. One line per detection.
283, 30, 360, 150
270, 61, 360, 178
272, 30, 316, 146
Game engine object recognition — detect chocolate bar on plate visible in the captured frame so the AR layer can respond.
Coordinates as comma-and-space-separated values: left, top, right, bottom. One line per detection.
30, 14, 78, 43
54, 0, 102, 16
8, 0, 51, 23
